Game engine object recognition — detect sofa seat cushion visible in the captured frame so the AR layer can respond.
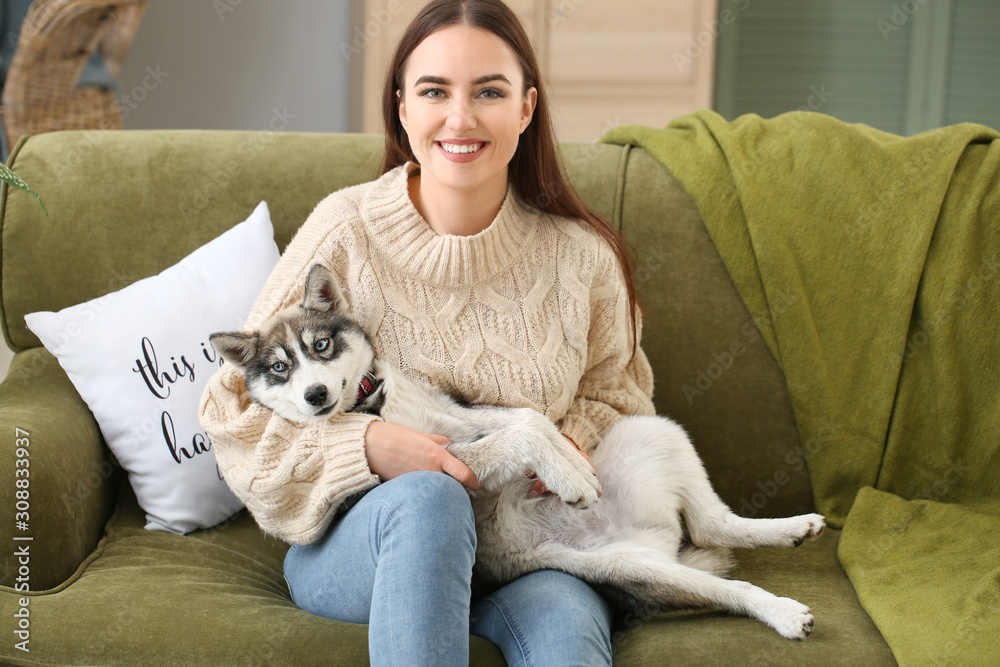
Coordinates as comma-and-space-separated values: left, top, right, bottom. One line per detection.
9, 483, 504, 666
613, 530, 896, 665
8, 482, 891, 666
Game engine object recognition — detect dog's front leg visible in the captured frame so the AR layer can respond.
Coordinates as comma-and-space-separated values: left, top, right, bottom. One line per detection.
446, 408, 599, 507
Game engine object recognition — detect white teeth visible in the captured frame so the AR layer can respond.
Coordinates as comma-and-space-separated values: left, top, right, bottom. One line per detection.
441, 142, 483, 154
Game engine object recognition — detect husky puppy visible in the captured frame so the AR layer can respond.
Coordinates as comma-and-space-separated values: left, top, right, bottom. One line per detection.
210, 264, 825, 640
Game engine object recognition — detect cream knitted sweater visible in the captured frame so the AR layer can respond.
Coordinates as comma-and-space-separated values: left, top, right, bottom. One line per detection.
199, 163, 655, 545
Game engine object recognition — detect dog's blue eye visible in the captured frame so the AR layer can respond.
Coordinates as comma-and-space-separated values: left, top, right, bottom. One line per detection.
272, 361, 288, 373
315, 338, 330, 352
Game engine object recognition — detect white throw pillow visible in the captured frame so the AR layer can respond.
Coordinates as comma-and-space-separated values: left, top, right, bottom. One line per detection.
25, 201, 279, 534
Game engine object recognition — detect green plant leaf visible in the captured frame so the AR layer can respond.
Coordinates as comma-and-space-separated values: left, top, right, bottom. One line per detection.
0, 162, 47, 217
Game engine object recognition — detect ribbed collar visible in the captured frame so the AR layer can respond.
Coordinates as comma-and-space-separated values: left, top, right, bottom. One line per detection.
362, 162, 540, 286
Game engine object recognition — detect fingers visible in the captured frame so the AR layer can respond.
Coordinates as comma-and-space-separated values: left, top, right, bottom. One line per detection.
524, 470, 550, 498
523, 437, 601, 501
441, 453, 480, 490
424, 432, 477, 489
571, 446, 602, 497
528, 478, 548, 498
365, 422, 468, 485
425, 432, 452, 447
569, 438, 596, 473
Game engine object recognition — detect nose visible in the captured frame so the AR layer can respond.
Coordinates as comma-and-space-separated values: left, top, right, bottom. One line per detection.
304, 384, 328, 407
446, 99, 477, 133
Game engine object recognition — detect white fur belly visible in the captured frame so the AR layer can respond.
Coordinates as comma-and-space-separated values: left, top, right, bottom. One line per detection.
471, 472, 685, 587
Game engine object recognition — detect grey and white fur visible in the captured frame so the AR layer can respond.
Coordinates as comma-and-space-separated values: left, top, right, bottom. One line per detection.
210, 264, 826, 640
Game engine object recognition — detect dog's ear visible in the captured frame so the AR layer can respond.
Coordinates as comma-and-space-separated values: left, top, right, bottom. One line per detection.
209, 332, 258, 370
304, 264, 349, 313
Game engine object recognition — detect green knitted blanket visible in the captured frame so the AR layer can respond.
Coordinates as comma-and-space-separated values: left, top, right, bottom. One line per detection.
602, 110, 999, 665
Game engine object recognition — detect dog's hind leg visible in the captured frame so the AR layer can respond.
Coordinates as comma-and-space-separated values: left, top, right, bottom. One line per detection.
687, 509, 826, 549
677, 465, 825, 550
528, 542, 815, 640
596, 416, 824, 549
674, 449, 825, 549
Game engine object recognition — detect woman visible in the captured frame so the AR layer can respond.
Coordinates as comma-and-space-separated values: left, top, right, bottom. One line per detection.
200, 0, 655, 664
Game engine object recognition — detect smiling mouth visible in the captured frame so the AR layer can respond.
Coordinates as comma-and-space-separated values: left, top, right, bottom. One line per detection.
438, 141, 485, 154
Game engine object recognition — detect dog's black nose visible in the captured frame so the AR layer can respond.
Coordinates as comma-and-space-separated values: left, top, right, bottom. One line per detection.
304, 384, 328, 407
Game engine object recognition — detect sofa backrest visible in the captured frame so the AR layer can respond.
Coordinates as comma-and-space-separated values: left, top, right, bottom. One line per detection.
0, 129, 815, 517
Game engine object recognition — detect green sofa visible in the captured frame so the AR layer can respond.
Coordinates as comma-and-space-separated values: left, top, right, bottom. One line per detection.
0, 126, 902, 665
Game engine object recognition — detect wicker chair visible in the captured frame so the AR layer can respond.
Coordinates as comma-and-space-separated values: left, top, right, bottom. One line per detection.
1, 0, 149, 150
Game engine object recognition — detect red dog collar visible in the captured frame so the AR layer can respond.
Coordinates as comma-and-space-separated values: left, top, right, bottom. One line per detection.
357, 371, 379, 400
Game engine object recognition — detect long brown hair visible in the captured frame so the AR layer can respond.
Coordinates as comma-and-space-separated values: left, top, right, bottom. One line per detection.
381, 0, 640, 357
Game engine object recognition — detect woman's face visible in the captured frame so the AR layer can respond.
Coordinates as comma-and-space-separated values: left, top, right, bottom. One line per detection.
398, 24, 537, 196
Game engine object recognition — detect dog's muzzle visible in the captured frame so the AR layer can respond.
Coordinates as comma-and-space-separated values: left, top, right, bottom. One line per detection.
304, 384, 328, 407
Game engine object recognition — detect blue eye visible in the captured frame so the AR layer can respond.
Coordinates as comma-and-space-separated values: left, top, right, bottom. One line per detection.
418, 87, 445, 99
315, 338, 330, 352
272, 361, 288, 373
479, 88, 505, 99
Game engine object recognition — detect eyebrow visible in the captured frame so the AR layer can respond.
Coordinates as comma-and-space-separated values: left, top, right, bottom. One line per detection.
413, 74, 513, 87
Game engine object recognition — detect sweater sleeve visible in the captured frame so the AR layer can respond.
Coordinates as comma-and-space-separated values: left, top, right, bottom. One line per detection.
557, 243, 656, 454
198, 193, 381, 545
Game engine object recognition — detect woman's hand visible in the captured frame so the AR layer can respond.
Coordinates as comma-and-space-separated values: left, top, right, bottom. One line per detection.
364, 421, 481, 490
527, 436, 598, 498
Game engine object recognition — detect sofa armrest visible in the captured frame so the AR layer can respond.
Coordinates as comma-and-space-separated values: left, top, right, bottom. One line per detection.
0, 348, 119, 591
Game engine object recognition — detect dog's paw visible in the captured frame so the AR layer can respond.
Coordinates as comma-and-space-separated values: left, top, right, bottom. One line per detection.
540, 463, 600, 508
789, 514, 825, 547
564, 470, 601, 509
763, 597, 815, 641
533, 439, 601, 509
764, 513, 825, 548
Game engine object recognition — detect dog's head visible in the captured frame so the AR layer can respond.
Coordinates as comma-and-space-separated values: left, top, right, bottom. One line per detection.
210, 264, 375, 424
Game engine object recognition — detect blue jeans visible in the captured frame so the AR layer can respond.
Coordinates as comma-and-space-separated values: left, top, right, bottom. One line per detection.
283, 471, 615, 667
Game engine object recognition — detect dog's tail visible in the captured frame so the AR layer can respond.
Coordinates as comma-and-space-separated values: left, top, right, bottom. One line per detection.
678, 544, 735, 577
